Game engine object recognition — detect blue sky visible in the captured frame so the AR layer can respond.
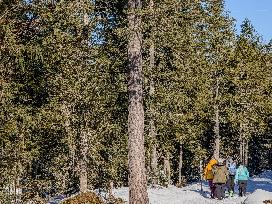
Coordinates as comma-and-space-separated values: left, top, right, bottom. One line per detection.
225, 0, 272, 43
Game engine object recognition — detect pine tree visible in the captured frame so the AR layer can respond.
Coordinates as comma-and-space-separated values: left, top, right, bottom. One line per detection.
228, 19, 268, 165
201, 0, 235, 159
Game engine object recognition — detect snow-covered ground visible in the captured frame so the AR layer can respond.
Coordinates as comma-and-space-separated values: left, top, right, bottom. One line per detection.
49, 170, 272, 204
113, 183, 245, 204
113, 171, 272, 204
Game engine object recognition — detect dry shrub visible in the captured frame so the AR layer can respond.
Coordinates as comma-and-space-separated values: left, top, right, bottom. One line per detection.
61, 192, 105, 204
263, 200, 272, 204
176, 176, 187, 188
107, 195, 125, 204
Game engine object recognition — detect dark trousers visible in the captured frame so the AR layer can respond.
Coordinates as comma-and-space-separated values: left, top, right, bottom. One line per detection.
238, 180, 247, 196
227, 175, 235, 192
214, 183, 225, 200
208, 180, 215, 198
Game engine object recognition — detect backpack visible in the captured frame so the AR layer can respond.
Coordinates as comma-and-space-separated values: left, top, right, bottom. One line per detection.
213, 166, 227, 184
228, 163, 236, 175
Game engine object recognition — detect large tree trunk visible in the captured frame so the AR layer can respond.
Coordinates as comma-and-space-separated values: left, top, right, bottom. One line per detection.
213, 77, 220, 160
79, 128, 88, 193
127, 0, 149, 203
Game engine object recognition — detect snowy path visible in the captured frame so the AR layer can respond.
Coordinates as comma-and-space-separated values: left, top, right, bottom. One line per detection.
113, 171, 272, 204
113, 183, 245, 204
48, 171, 272, 204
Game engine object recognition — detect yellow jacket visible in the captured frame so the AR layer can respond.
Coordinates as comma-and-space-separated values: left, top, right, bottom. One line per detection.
204, 159, 217, 180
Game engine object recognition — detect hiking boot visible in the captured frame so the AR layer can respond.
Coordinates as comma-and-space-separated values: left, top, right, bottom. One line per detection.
229, 190, 234, 197
225, 191, 228, 197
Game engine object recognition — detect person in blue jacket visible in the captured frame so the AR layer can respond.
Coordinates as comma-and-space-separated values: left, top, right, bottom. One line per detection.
226, 157, 237, 197
235, 163, 249, 197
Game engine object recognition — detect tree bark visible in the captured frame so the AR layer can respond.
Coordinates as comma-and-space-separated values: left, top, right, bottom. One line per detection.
213, 77, 220, 160
127, 0, 148, 203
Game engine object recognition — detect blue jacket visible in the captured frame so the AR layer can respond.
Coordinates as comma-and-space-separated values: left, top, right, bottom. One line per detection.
235, 165, 249, 181
227, 162, 237, 176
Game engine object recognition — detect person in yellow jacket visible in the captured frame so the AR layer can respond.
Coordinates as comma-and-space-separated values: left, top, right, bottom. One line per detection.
204, 158, 218, 198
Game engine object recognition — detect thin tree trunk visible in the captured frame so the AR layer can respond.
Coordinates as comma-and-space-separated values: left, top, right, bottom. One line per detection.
242, 139, 245, 165
150, 119, 158, 185
164, 152, 171, 186
244, 121, 249, 166
14, 148, 18, 203
79, 128, 88, 193
239, 123, 244, 164
149, 0, 157, 186
62, 104, 76, 172
8, 176, 11, 201
14, 173, 17, 203
127, 0, 148, 203
62, 173, 66, 192
151, 137, 158, 185
245, 139, 249, 166
200, 160, 203, 192
61, 104, 76, 193
213, 77, 220, 160
178, 143, 183, 185
78, 12, 90, 194
150, 144, 158, 185
149, 54, 157, 185
108, 181, 113, 198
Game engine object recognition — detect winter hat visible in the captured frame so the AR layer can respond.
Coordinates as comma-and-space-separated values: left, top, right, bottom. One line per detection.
238, 162, 244, 166
217, 158, 224, 165
228, 157, 233, 163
